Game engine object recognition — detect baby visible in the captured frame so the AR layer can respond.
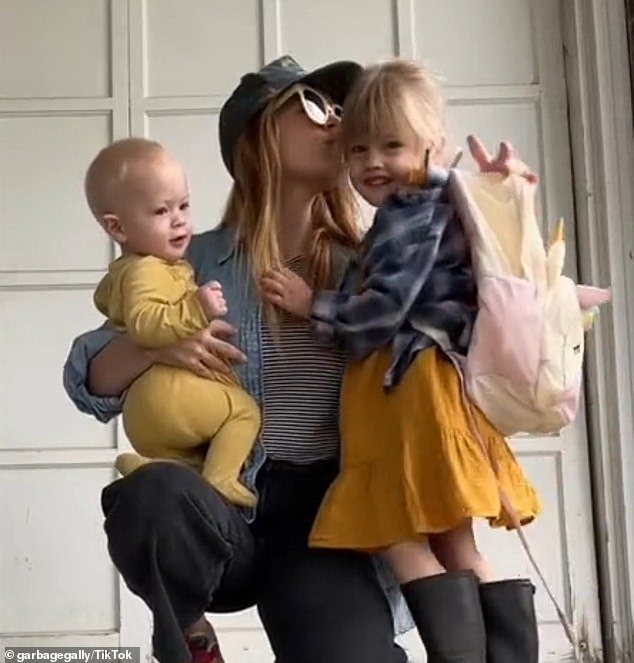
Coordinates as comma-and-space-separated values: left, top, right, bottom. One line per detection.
86, 137, 259, 507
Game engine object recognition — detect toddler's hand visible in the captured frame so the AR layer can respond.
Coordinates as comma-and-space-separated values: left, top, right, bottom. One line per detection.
261, 268, 313, 319
467, 134, 538, 184
197, 280, 228, 320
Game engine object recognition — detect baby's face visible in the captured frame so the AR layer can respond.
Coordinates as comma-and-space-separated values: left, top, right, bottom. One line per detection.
116, 155, 192, 261
347, 132, 424, 207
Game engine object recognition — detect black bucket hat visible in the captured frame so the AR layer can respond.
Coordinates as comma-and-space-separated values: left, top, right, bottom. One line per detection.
219, 55, 362, 176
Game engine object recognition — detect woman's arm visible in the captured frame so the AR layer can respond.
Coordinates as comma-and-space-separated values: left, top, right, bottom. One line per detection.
88, 334, 154, 396
87, 320, 247, 397
63, 326, 128, 423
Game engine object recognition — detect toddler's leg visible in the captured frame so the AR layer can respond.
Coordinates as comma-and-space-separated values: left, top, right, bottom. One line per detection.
382, 540, 444, 584
384, 539, 485, 663
202, 385, 260, 508
431, 521, 539, 662
479, 579, 539, 663
430, 519, 494, 582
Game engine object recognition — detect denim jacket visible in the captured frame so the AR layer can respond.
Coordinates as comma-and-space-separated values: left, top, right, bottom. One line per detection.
62, 224, 413, 635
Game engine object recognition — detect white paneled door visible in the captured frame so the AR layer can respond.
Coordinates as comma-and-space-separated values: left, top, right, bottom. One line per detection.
0, 0, 151, 660
1, 1, 601, 661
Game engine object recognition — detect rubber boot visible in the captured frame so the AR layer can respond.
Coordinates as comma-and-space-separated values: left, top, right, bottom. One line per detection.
479, 579, 539, 663
401, 571, 486, 662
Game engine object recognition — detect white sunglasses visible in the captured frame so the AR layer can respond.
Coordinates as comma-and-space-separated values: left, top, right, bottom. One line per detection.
292, 84, 343, 126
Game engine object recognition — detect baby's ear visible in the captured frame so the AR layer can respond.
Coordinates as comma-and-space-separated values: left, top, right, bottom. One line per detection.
101, 214, 127, 244
576, 285, 611, 309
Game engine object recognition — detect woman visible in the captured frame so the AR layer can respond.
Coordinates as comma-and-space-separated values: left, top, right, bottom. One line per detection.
63, 55, 535, 663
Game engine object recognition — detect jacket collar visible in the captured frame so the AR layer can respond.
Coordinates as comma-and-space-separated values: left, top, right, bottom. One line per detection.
215, 224, 238, 265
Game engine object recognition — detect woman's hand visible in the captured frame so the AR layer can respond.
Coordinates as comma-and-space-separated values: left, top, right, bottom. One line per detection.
261, 268, 314, 319
467, 134, 538, 184
153, 319, 247, 380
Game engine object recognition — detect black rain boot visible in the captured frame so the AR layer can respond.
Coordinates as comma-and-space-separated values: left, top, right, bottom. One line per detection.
401, 571, 486, 662
479, 579, 539, 663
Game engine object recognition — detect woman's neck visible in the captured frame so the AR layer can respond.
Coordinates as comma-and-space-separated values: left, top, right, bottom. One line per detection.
277, 184, 316, 261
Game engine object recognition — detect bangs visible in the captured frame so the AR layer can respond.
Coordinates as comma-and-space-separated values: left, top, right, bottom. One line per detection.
342, 75, 414, 145
341, 60, 446, 153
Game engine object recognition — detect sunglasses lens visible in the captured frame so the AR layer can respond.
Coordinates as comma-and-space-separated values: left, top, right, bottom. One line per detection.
301, 89, 329, 125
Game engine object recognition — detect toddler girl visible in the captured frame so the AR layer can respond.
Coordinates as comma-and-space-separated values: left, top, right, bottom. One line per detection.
262, 59, 540, 663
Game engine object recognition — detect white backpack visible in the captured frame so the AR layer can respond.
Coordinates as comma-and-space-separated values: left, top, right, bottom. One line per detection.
444, 169, 610, 653
447, 169, 610, 437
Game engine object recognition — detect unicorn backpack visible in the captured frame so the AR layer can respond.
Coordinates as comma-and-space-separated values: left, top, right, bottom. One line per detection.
446, 169, 611, 437
442, 170, 610, 653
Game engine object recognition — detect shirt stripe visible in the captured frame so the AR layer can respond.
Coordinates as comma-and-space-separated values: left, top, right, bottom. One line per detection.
260, 257, 346, 463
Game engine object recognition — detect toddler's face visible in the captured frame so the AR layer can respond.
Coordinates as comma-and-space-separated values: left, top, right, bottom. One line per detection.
347, 133, 424, 207
115, 155, 192, 261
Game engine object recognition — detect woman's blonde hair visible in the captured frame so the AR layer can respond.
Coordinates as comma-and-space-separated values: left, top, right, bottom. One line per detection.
220, 85, 361, 307
341, 58, 450, 163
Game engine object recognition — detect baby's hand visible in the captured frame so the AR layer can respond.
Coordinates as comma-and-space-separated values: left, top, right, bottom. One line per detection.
197, 280, 228, 320
261, 267, 313, 319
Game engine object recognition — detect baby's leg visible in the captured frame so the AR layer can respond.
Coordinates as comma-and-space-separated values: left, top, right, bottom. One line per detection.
201, 384, 260, 508
113, 452, 190, 477
430, 519, 494, 582
124, 368, 258, 506
114, 452, 151, 476
384, 538, 485, 662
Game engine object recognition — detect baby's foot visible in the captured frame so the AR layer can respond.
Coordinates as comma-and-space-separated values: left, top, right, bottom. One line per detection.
114, 452, 150, 476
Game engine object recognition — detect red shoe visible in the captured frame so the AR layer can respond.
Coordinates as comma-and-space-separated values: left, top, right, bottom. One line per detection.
186, 634, 225, 663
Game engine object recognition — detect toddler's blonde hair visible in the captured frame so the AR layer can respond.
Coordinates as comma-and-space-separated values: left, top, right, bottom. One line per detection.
341, 58, 450, 164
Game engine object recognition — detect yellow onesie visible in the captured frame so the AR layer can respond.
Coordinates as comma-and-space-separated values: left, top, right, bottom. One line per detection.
94, 254, 260, 507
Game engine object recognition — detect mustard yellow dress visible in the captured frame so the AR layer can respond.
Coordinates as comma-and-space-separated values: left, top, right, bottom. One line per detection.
309, 345, 540, 551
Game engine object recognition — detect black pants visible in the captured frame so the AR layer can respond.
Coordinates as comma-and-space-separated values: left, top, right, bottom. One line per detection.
101, 458, 407, 663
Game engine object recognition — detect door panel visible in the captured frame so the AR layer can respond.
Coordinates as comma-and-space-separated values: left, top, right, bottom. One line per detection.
1, 1, 601, 661
0, 1, 151, 660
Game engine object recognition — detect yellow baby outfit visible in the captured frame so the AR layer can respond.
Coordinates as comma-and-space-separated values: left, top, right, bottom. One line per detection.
94, 255, 260, 507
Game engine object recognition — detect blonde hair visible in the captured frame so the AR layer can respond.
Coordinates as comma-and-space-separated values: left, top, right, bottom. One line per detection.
220, 85, 361, 299
84, 137, 166, 220
341, 59, 449, 163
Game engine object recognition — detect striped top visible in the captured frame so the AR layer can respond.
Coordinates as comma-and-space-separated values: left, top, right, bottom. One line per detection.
260, 257, 346, 463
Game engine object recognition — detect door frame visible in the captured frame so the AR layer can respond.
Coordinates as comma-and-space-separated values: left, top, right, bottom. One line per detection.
563, 0, 634, 659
